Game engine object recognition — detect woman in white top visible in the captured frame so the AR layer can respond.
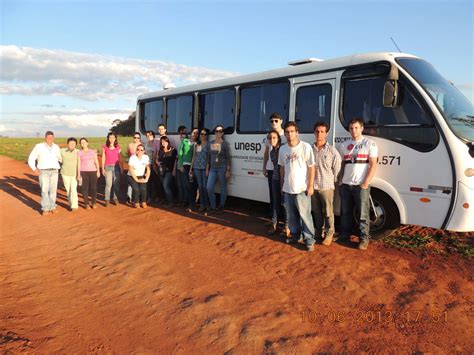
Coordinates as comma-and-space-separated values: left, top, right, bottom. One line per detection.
127, 143, 151, 208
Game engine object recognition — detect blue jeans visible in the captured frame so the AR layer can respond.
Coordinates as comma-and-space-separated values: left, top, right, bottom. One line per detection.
104, 165, 121, 201
162, 171, 174, 203
340, 184, 371, 241
194, 168, 209, 207
267, 170, 274, 214
176, 169, 186, 203
207, 167, 227, 209
39, 169, 59, 211
285, 191, 315, 246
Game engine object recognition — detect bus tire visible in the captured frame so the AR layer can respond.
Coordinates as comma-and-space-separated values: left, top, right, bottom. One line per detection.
368, 189, 400, 239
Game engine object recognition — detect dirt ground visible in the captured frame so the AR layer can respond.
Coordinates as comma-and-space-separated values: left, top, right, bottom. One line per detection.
0, 155, 473, 353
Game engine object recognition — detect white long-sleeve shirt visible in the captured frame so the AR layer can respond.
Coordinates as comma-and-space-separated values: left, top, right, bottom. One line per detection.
28, 142, 62, 171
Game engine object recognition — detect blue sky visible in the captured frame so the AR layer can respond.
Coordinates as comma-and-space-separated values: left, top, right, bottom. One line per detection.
1, 0, 473, 137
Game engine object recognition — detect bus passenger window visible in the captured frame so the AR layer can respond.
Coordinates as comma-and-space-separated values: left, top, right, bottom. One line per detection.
342, 75, 439, 152
295, 84, 332, 133
199, 89, 235, 134
238, 81, 289, 133
166, 95, 194, 134
142, 99, 164, 132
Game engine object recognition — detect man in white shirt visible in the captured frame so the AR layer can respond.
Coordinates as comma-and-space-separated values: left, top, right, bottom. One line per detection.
338, 117, 378, 250
278, 122, 316, 251
28, 131, 62, 215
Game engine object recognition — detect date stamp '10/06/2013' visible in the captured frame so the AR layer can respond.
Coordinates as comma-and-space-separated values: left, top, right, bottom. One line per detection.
301, 308, 448, 324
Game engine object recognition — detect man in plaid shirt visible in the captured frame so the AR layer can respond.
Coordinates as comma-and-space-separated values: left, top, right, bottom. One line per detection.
311, 122, 341, 246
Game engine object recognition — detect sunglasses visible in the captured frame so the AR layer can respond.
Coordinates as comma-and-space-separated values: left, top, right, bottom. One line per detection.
134, 137, 141, 139
270, 119, 280, 123
215, 129, 224, 133
137, 148, 145, 151
200, 133, 208, 136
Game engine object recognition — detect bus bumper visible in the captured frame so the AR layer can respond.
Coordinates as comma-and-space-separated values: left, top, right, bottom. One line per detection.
445, 181, 474, 232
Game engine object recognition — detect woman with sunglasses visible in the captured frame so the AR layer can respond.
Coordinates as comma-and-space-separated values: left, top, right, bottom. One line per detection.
77, 138, 100, 209
206, 125, 231, 214
190, 128, 210, 212
158, 136, 177, 206
127, 143, 151, 208
101, 132, 123, 206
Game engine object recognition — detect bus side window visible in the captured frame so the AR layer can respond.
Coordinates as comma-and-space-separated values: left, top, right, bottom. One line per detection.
295, 84, 332, 133
238, 81, 289, 133
142, 99, 164, 132
342, 75, 439, 152
199, 89, 235, 134
166, 95, 194, 134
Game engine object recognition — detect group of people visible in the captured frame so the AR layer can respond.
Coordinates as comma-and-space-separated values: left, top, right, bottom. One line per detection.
28, 114, 377, 251
261, 114, 377, 252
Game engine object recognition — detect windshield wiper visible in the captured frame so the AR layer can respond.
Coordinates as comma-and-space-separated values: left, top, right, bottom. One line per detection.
450, 117, 474, 126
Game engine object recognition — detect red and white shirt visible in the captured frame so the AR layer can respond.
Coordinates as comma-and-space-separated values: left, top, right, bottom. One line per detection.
339, 136, 378, 185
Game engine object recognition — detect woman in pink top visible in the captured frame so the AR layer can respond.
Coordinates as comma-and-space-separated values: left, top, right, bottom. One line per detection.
77, 138, 100, 209
101, 133, 123, 206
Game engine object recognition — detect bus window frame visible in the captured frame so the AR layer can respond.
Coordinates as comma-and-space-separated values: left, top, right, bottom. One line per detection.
139, 98, 165, 133
165, 94, 195, 134
339, 70, 440, 152
197, 86, 237, 134
237, 79, 290, 135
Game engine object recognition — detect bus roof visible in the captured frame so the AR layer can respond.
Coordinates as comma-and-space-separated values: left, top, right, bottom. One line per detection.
138, 52, 419, 101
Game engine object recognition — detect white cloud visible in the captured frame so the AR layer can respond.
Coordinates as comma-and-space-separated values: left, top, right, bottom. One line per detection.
0, 45, 239, 101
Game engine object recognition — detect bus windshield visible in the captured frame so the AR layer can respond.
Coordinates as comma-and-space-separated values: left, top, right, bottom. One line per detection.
398, 58, 474, 142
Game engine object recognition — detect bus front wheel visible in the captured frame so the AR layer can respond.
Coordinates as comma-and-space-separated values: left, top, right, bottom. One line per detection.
368, 189, 400, 239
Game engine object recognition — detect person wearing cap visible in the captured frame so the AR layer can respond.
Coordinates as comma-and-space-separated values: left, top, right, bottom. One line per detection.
28, 131, 62, 215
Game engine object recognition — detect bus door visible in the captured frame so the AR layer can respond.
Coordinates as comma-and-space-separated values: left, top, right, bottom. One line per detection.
291, 74, 337, 146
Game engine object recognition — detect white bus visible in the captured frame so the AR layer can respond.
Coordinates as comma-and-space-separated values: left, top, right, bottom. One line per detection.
136, 52, 474, 235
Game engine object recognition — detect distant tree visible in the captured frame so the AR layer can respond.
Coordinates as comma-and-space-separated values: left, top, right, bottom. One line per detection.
110, 111, 136, 136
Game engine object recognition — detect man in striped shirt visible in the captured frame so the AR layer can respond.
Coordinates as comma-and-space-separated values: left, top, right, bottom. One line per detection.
338, 117, 378, 250
311, 122, 341, 246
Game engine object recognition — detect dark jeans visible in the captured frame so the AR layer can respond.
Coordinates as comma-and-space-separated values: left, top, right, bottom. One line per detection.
267, 170, 274, 214
271, 178, 285, 226
162, 171, 174, 203
81, 171, 97, 206
179, 165, 195, 208
127, 175, 147, 203
147, 168, 159, 201
340, 184, 371, 241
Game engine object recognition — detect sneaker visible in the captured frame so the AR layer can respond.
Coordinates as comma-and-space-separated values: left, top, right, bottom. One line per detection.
280, 226, 291, 238
41, 210, 50, 216
92, 204, 98, 209
71, 208, 78, 212
306, 244, 315, 252
322, 235, 333, 246
105, 201, 110, 207
358, 239, 370, 250
133, 203, 140, 208
50, 209, 59, 214
141, 203, 148, 209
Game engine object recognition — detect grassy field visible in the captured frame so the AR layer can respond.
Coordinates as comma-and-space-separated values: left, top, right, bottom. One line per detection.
0, 137, 132, 162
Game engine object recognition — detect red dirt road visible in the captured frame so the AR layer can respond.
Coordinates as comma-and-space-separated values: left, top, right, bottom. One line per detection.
0, 156, 473, 353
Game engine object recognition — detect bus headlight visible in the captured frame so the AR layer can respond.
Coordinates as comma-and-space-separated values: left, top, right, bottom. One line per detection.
465, 168, 474, 177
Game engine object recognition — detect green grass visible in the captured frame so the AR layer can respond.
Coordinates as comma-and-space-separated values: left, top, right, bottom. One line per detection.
0, 137, 132, 162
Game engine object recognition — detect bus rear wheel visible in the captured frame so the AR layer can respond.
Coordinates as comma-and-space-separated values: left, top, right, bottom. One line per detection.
368, 189, 400, 239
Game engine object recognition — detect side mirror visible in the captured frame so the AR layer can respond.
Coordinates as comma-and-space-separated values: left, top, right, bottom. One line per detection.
383, 80, 399, 107
383, 64, 400, 107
